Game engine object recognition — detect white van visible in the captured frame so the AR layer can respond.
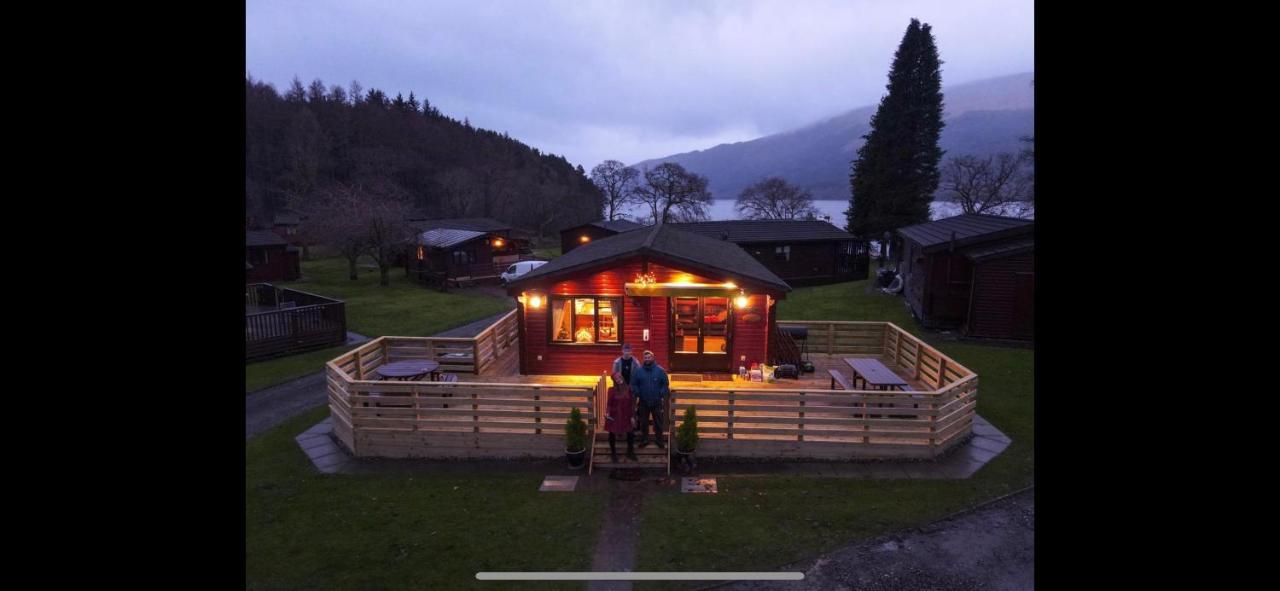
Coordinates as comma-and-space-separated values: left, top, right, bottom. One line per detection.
500, 260, 548, 284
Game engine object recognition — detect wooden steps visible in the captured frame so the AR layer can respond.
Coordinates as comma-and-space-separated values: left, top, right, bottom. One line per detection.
590, 433, 668, 470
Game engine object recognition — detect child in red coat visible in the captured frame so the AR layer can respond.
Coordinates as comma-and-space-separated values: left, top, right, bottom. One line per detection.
606, 370, 638, 462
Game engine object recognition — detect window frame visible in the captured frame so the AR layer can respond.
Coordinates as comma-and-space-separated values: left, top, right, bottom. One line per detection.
774, 245, 791, 262
547, 295, 624, 346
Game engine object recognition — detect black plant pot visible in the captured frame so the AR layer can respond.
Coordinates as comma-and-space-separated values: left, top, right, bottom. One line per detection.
674, 447, 696, 473
566, 448, 586, 469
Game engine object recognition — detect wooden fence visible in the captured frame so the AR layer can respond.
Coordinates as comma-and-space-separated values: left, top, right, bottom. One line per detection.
674, 321, 978, 459
327, 318, 979, 461
327, 361, 605, 459
246, 283, 347, 361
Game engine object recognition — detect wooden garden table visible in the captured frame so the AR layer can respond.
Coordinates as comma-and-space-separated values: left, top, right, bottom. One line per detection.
843, 358, 908, 391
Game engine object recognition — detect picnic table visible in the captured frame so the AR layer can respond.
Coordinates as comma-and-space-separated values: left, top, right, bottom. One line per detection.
842, 358, 908, 391
375, 360, 441, 381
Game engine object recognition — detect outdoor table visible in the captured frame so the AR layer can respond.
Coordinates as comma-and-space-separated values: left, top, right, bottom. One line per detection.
842, 358, 908, 391
375, 360, 441, 381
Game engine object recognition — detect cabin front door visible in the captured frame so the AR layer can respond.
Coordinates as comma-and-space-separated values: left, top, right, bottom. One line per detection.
669, 296, 733, 373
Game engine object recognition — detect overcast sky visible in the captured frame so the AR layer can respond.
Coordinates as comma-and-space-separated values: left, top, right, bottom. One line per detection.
247, 0, 1033, 170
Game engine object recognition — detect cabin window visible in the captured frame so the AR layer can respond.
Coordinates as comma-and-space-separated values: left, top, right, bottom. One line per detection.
416, 246, 425, 261
451, 249, 476, 265
550, 296, 621, 344
775, 245, 791, 261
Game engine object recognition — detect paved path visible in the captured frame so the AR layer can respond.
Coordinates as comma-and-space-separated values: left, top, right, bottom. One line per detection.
708, 488, 1034, 591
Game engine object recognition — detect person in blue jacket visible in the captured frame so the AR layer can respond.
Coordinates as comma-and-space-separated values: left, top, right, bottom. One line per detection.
629, 350, 669, 448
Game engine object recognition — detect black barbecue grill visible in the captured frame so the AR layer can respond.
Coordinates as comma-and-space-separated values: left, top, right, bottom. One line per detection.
780, 325, 814, 373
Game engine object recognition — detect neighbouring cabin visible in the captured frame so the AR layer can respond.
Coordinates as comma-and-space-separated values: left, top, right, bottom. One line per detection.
271, 211, 307, 249
403, 217, 537, 287
506, 223, 792, 376
894, 213, 1034, 341
559, 219, 646, 254
669, 220, 870, 286
246, 230, 300, 283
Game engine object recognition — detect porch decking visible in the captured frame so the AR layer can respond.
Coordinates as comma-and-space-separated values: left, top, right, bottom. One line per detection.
326, 317, 978, 465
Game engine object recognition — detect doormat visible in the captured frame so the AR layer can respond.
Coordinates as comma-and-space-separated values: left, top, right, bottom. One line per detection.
670, 374, 702, 382
701, 373, 733, 381
609, 468, 645, 481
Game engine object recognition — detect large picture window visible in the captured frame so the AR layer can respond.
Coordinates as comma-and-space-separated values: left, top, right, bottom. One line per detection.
550, 296, 621, 344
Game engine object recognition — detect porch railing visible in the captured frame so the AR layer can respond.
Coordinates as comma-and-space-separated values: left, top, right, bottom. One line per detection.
246, 283, 347, 361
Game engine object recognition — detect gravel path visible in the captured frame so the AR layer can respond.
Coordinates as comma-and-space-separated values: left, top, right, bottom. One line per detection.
710, 488, 1034, 591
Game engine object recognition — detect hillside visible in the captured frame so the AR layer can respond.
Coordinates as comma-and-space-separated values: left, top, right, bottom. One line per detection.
245, 76, 603, 237
632, 72, 1034, 202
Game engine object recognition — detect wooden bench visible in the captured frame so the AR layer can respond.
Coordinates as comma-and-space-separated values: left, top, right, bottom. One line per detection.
438, 373, 458, 383
828, 369, 854, 390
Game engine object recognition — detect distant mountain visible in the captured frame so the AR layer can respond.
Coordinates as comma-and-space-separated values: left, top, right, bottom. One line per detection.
632, 72, 1033, 202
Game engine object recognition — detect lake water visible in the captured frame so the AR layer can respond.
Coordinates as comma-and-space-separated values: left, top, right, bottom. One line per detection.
616, 199, 1033, 224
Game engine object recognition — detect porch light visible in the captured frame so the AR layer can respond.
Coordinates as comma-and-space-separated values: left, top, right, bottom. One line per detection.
735, 291, 750, 309
493, 238, 505, 248
527, 293, 543, 309
580, 235, 590, 243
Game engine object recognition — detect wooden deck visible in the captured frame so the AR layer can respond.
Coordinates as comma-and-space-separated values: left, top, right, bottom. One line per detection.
326, 319, 978, 463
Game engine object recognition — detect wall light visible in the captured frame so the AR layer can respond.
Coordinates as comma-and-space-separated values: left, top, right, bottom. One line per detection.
528, 293, 543, 309
735, 290, 750, 309
493, 238, 505, 248
580, 235, 590, 243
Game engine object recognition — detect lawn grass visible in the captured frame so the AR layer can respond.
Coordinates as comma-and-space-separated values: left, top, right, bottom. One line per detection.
533, 245, 562, 260
246, 407, 606, 590
245, 257, 512, 393
634, 272, 1033, 588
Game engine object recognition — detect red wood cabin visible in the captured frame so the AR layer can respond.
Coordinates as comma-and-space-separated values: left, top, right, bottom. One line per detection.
506, 223, 792, 376
893, 214, 1034, 341
559, 219, 646, 254
403, 218, 537, 285
246, 230, 300, 283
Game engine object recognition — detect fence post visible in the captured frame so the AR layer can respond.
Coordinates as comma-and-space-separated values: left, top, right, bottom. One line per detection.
354, 350, 364, 380
534, 387, 542, 435
827, 323, 835, 355
727, 391, 734, 441
472, 390, 479, 433
798, 390, 805, 442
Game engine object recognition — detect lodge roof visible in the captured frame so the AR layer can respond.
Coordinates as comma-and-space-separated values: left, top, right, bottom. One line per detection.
668, 219, 858, 243
896, 214, 1033, 253
963, 237, 1035, 262
246, 230, 288, 247
418, 228, 488, 249
509, 223, 791, 292
588, 219, 646, 232
406, 217, 512, 232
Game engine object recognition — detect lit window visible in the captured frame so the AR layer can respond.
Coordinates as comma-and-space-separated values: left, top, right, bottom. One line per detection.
416, 246, 425, 261
550, 296, 620, 344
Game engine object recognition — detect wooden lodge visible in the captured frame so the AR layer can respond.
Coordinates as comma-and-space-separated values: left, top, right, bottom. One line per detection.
669, 220, 871, 286
506, 223, 792, 376
559, 219, 646, 254
894, 214, 1034, 341
403, 217, 538, 288
323, 224, 980, 468
246, 230, 300, 283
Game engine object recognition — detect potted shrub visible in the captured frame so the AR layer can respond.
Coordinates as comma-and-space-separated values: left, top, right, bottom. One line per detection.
674, 406, 698, 473
564, 407, 588, 469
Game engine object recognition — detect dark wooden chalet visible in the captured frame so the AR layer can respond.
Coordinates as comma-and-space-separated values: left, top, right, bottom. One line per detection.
668, 220, 870, 286
246, 230, 300, 282
560, 219, 646, 254
271, 211, 306, 245
894, 214, 1034, 341
505, 223, 791, 376
405, 218, 537, 287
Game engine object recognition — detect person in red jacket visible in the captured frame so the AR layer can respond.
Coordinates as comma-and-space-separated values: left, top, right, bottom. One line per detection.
604, 368, 634, 460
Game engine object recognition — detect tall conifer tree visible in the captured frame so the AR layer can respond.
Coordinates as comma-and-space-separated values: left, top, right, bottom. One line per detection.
846, 18, 945, 257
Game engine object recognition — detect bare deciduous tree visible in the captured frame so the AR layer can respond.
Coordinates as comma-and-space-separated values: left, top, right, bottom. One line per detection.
735, 177, 820, 220
361, 192, 414, 287
590, 160, 640, 220
940, 152, 1033, 217
301, 184, 367, 280
632, 162, 713, 223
